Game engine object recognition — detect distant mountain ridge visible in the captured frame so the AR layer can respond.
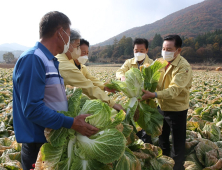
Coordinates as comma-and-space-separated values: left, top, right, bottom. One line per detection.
0, 43, 30, 62
95, 0, 222, 46
0, 43, 30, 51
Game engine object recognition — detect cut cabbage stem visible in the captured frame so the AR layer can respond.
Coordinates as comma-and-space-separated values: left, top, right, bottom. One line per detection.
67, 136, 76, 169
126, 97, 138, 115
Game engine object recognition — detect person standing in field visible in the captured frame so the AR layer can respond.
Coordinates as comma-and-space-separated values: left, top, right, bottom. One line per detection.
12, 11, 99, 170
116, 38, 153, 143
56, 31, 124, 111
141, 35, 193, 170
116, 38, 153, 81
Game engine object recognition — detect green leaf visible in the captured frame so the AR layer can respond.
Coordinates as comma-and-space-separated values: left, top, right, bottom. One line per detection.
70, 155, 105, 170
185, 139, 199, 155
40, 143, 64, 169
105, 68, 144, 98
141, 143, 162, 159
107, 110, 126, 129
195, 139, 219, 166
113, 147, 141, 170
122, 122, 133, 138
185, 153, 203, 169
44, 127, 69, 147
194, 108, 204, 115
205, 149, 219, 167
0, 149, 21, 162
202, 123, 221, 142
68, 88, 82, 117
142, 59, 167, 92
150, 155, 175, 170
203, 158, 222, 170
56, 158, 69, 170
186, 121, 199, 131
75, 129, 126, 164
80, 100, 112, 130
137, 102, 163, 137
79, 95, 90, 110
184, 161, 203, 170
124, 97, 138, 132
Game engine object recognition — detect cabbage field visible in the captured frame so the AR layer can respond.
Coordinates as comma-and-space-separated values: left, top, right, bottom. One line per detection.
0, 67, 222, 170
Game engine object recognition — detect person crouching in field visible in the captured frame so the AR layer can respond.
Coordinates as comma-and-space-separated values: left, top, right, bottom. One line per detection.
56, 30, 124, 112
141, 35, 193, 170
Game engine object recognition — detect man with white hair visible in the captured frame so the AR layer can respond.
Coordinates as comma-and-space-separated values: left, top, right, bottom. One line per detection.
56, 30, 124, 111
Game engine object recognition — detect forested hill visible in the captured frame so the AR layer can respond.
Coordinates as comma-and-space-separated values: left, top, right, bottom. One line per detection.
95, 0, 222, 46
89, 30, 222, 64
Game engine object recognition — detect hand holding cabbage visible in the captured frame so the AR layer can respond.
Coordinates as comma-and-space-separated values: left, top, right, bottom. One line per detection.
105, 58, 168, 137
71, 114, 99, 137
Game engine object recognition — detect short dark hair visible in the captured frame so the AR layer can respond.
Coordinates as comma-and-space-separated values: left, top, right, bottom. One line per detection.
39, 11, 71, 38
163, 35, 182, 48
133, 38, 149, 49
80, 39, 89, 47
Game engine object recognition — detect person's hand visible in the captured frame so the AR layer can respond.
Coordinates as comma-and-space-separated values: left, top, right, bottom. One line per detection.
71, 114, 99, 137
141, 89, 155, 100
113, 103, 125, 112
104, 86, 117, 93
121, 76, 126, 81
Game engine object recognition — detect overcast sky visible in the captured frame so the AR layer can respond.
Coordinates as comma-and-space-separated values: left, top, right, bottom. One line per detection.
0, 0, 204, 47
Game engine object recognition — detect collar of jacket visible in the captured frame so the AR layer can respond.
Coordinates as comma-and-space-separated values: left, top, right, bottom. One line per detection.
56, 53, 75, 65
170, 54, 182, 66
132, 54, 150, 64
162, 54, 182, 83
56, 53, 67, 60
35, 42, 55, 61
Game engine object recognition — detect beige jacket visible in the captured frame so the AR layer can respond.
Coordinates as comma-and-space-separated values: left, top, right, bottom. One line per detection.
80, 64, 105, 90
55, 54, 115, 107
116, 54, 153, 79
156, 54, 193, 111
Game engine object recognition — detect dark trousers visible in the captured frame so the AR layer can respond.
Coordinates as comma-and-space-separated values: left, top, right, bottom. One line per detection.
158, 108, 187, 170
21, 143, 44, 170
136, 129, 152, 144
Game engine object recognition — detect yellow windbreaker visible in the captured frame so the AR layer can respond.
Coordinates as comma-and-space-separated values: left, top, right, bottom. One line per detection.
156, 54, 193, 111
116, 54, 153, 79
55, 54, 115, 107
80, 65, 105, 90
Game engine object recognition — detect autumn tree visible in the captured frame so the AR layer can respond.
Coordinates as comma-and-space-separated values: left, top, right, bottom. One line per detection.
213, 43, 220, 53
195, 42, 199, 50
3, 52, 14, 63
150, 34, 163, 49
124, 37, 133, 56
180, 47, 196, 62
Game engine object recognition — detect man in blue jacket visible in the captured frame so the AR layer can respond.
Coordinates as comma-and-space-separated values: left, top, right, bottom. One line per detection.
13, 11, 99, 170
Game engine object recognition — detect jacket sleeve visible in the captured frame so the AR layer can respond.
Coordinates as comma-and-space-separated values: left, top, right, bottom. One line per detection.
148, 58, 154, 64
156, 64, 192, 99
116, 60, 130, 79
59, 61, 115, 107
82, 66, 105, 90
14, 54, 73, 130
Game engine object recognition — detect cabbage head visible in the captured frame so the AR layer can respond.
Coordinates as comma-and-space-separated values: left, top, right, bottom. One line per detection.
35, 88, 126, 170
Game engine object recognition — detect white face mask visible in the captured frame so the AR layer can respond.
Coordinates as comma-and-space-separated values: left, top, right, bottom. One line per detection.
59, 29, 70, 54
78, 55, 88, 65
69, 47, 81, 60
161, 50, 177, 62
134, 52, 146, 62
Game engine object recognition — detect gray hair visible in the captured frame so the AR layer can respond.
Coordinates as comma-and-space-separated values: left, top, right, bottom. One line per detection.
70, 29, 81, 43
